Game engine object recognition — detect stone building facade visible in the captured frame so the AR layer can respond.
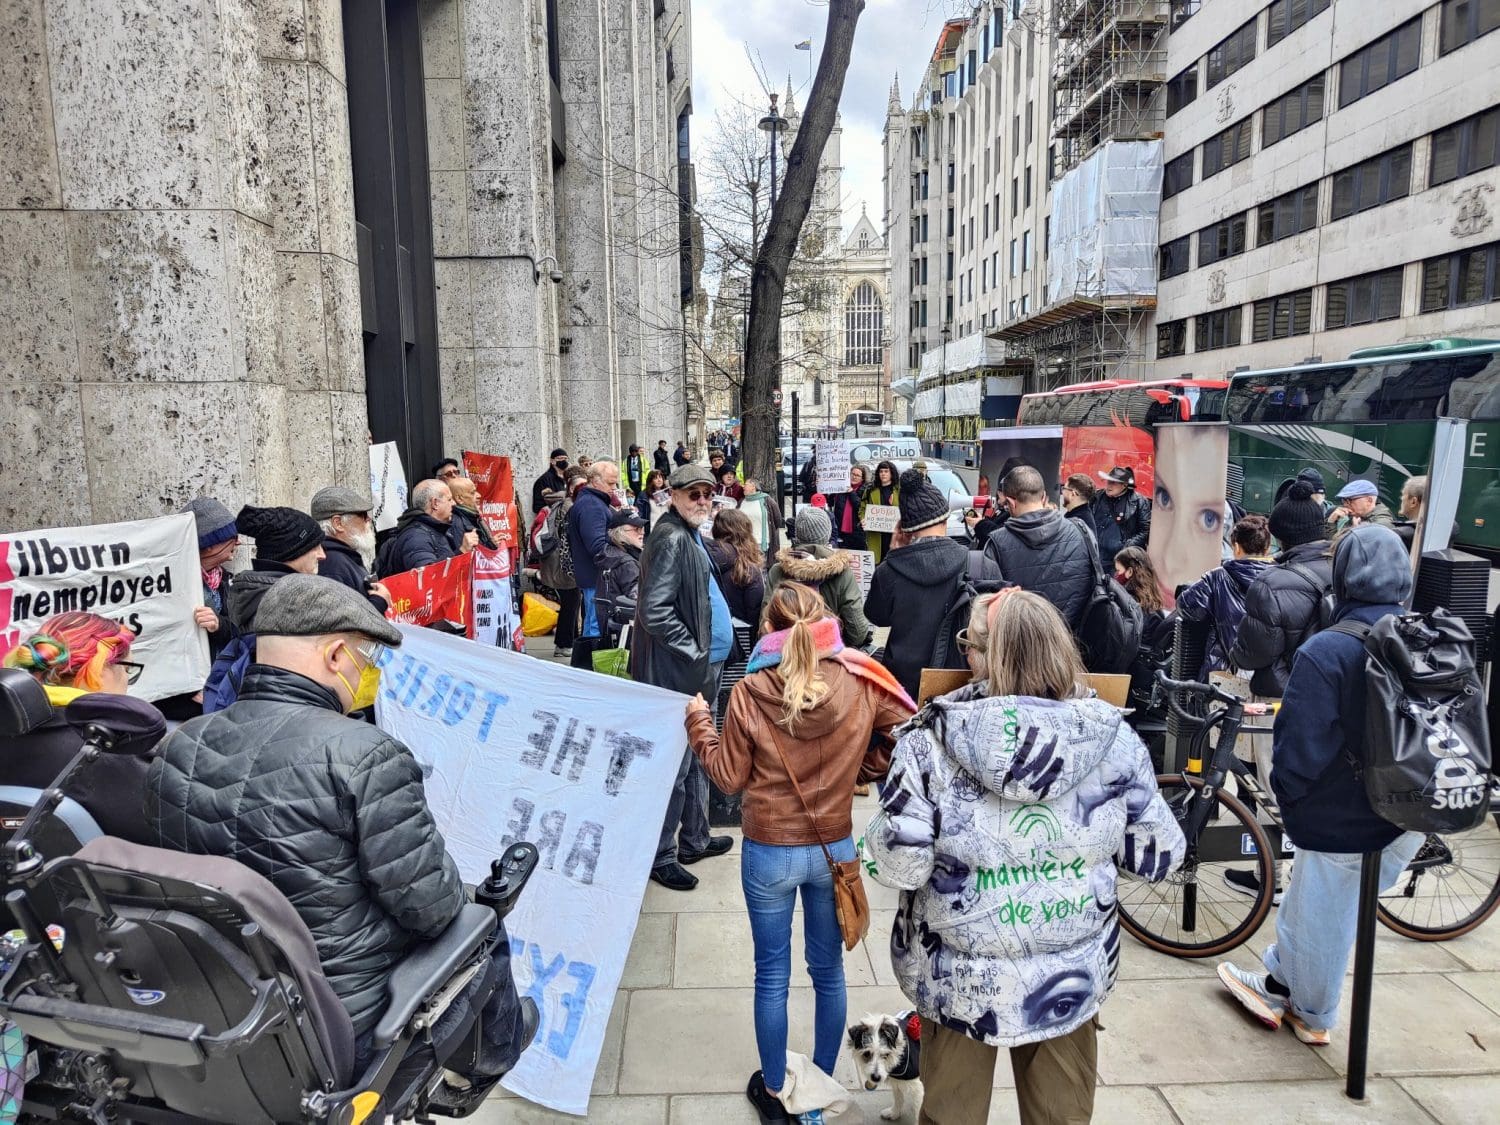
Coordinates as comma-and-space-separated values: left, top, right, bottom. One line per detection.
0, 0, 695, 534
1155, 0, 1500, 372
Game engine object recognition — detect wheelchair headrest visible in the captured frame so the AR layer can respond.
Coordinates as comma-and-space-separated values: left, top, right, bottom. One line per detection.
0, 667, 51, 738
63, 693, 166, 757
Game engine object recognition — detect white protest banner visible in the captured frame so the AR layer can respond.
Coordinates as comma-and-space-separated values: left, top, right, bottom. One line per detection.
815, 439, 853, 496
862, 504, 901, 533
471, 546, 523, 652
369, 441, 409, 532
847, 549, 876, 600
0, 514, 209, 702
374, 627, 686, 1115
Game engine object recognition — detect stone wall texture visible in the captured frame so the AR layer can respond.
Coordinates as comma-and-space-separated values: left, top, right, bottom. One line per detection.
0, 0, 366, 532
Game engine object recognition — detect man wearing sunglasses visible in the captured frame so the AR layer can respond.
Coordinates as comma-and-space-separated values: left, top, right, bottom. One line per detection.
634, 464, 736, 891
148, 575, 536, 1088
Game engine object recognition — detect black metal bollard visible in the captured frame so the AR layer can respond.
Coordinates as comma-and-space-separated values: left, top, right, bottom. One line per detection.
1345, 850, 1382, 1100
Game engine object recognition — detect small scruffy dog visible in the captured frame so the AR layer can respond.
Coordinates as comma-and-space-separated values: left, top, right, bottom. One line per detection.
846, 1012, 924, 1122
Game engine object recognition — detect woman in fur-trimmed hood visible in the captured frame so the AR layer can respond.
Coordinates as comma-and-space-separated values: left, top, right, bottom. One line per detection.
763, 506, 872, 649
863, 589, 1184, 1124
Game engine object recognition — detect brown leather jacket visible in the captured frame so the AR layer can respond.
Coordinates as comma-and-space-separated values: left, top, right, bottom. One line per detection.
687, 658, 914, 846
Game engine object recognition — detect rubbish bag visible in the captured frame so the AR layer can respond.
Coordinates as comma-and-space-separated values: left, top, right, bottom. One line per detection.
521, 592, 560, 636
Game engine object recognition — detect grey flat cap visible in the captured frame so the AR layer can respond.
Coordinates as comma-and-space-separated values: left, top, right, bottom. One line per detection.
253, 574, 403, 646
310, 485, 374, 521
669, 464, 714, 489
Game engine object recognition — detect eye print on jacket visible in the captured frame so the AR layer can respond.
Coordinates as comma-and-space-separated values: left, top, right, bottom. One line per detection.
1022, 969, 1092, 1031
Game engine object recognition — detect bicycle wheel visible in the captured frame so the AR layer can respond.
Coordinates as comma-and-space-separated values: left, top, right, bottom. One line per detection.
1117, 774, 1277, 958
1377, 812, 1500, 941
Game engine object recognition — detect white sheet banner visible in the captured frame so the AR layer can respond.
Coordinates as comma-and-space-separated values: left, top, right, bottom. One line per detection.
0, 513, 209, 702
369, 442, 409, 532
374, 627, 687, 1115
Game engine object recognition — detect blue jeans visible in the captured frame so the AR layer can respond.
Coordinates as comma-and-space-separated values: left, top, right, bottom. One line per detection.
741, 837, 854, 1092
579, 587, 599, 640
1263, 831, 1424, 1031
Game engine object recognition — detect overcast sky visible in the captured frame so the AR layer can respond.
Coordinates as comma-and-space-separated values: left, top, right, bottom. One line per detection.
692, 0, 959, 239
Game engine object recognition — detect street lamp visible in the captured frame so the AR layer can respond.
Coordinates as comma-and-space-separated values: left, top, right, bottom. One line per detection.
758, 95, 788, 215
939, 322, 952, 459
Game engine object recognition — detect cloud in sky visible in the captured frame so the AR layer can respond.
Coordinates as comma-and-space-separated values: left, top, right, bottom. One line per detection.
691, 0, 959, 238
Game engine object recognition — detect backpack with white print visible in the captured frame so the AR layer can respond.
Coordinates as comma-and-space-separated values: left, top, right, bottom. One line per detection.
1331, 608, 1491, 834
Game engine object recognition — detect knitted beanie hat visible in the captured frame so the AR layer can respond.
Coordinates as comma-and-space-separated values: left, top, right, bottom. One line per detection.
794, 505, 833, 546
236, 505, 324, 563
898, 469, 949, 533
182, 497, 238, 550
1268, 481, 1325, 548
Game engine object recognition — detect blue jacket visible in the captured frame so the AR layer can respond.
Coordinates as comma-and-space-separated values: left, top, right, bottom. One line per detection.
566, 486, 613, 589
1175, 557, 1272, 679
1271, 601, 1405, 854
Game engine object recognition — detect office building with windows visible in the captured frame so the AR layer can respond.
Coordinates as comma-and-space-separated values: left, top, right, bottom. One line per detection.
1155, 0, 1500, 374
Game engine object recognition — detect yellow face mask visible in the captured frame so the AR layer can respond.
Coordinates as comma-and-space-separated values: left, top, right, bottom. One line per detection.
327, 641, 380, 713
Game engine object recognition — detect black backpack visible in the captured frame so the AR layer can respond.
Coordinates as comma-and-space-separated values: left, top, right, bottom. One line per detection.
1075, 542, 1144, 675
1329, 609, 1492, 834
930, 552, 1004, 670
1284, 561, 1336, 637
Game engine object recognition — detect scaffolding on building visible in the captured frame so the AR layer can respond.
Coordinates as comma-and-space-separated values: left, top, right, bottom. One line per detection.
1050, 0, 1169, 178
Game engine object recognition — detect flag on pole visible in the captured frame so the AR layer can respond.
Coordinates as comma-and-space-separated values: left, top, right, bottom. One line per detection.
794, 38, 812, 50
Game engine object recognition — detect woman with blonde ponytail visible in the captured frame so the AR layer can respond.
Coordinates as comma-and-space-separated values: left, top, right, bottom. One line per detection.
686, 582, 915, 1124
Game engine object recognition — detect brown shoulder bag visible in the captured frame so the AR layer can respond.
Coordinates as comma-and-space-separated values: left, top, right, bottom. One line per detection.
769, 740, 870, 950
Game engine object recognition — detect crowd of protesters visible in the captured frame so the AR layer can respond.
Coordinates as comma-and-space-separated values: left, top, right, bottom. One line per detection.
0, 424, 1456, 1125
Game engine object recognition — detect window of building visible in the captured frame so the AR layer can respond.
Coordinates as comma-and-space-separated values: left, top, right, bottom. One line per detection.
1160, 235, 1192, 280
1267, 0, 1331, 47
1023, 231, 1033, 270
1421, 240, 1500, 311
1252, 289, 1313, 340
1330, 144, 1411, 219
983, 203, 990, 238
1206, 19, 1257, 90
1024, 167, 1033, 208
1157, 318, 1188, 357
1163, 151, 1195, 199
1026, 102, 1035, 144
1201, 119, 1252, 178
1257, 182, 1319, 244
1167, 66, 1199, 117
1170, 0, 1201, 30
1195, 307, 1243, 351
1043, 218, 1050, 257
1010, 238, 1018, 277
1198, 212, 1249, 266
1011, 177, 1019, 216
1338, 17, 1420, 108
1429, 106, 1500, 186
1440, 0, 1500, 54
947, 163, 955, 192
1325, 266, 1404, 327
983, 20, 990, 56
946, 207, 954, 237
1262, 76, 1325, 147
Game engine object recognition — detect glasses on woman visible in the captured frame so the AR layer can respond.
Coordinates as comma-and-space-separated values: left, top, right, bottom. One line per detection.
954, 629, 980, 653
116, 661, 145, 685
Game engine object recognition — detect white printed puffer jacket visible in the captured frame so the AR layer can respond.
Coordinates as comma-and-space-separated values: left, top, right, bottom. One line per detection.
863, 685, 1184, 1048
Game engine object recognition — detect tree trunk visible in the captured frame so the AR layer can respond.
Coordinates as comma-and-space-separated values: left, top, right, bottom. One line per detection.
740, 0, 865, 486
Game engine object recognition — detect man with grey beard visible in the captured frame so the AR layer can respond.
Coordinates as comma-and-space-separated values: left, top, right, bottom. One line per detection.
311, 486, 392, 613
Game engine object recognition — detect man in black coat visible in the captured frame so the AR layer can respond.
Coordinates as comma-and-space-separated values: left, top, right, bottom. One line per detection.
633, 464, 734, 891
1089, 465, 1152, 560
531, 448, 570, 520
147, 576, 535, 1083
983, 467, 1097, 629
377, 479, 466, 577
654, 440, 672, 475
311, 486, 390, 612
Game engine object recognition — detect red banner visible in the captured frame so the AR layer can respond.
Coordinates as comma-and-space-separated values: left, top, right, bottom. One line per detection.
381, 554, 473, 635
461, 451, 520, 550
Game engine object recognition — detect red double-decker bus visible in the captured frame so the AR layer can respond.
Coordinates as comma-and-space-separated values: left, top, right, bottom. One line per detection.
1014, 379, 1227, 496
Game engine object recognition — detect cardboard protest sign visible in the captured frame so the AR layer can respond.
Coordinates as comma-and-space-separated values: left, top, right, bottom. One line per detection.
862, 505, 901, 533
369, 442, 409, 532
1147, 423, 1228, 609
380, 554, 473, 634
815, 439, 852, 495
461, 450, 520, 550
374, 626, 687, 1115
471, 546, 523, 651
847, 549, 876, 600
0, 514, 209, 702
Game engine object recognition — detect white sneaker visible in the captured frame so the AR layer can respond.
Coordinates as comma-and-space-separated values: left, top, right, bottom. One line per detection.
1217, 962, 1286, 1030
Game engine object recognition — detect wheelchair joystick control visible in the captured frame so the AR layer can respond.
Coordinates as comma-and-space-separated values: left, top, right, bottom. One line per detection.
475, 842, 538, 921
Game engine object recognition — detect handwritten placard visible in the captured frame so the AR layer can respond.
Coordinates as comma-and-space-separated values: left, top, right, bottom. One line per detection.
862, 505, 901, 533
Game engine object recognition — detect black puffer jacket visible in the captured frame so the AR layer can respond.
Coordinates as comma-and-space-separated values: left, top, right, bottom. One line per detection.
983, 509, 1097, 628
632, 509, 716, 696
377, 511, 458, 577
1089, 490, 1151, 558
145, 665, 466, 1037
1230, 539, 1334, 697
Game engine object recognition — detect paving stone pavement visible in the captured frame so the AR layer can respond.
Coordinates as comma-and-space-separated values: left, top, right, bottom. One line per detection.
463, 779, 1500, 1124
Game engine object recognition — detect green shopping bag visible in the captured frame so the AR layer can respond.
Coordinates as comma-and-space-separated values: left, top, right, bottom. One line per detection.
591, 646, 631, 679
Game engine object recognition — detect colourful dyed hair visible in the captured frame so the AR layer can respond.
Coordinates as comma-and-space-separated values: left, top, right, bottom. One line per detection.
3, 612, 135, 691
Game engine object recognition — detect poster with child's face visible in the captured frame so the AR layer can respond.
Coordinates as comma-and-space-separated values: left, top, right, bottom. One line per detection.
1148, 423, 1229, 608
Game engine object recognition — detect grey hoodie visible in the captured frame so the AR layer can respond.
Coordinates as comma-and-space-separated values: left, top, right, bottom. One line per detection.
864, 686, 1184, 1047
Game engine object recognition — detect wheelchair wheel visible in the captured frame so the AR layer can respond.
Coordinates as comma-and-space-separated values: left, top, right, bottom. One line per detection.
1117, 775, 1276, 958
1377, 811, 1500, 941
